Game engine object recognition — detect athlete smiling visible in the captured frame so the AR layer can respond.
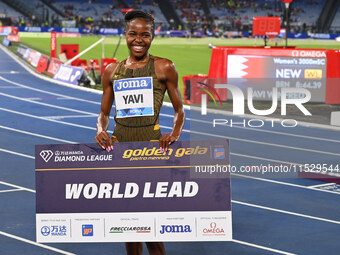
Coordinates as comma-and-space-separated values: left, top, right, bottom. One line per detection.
95, 10, 185, 255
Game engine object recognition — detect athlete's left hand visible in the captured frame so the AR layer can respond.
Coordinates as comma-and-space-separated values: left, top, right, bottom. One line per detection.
159, 134, 178, 152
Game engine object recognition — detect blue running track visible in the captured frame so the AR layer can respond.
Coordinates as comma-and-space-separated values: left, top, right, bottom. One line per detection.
0, 45, 339, 255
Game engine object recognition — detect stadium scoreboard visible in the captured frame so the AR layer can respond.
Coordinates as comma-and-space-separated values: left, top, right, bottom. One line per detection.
208, 47, 340, 104
253, 17, 281, 36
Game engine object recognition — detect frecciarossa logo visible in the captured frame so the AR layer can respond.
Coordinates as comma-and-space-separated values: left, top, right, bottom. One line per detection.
160, 225, 192, 234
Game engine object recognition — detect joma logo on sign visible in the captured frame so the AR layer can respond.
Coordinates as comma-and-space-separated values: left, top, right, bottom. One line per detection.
116, 79, 149, 91
40, 150, 53, 162
159, 225, 192, 234
201, 84, 312, 116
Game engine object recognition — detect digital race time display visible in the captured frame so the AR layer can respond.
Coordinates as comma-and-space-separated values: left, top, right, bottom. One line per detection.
227, 55, 327, 102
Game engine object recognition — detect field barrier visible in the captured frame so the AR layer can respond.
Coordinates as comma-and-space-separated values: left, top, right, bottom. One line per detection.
2, 25, 340, 39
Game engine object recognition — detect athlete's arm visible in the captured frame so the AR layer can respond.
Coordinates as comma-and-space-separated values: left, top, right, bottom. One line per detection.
95, 63, 118, 151
156, 59, 185, 151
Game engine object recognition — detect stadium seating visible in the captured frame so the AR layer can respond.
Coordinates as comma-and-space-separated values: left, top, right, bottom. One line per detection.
0, 0, 339, 34
50, 0, 168, 28
52, 0, 122, 22
1, 0, 62, 26
48, 0, 122, 29
330, 8, 340, 33
0, 1, 22, 20
291, 0, 326, 30
208, 0, 326, 32
169, 0, 205, 27
123, 0, 169, 27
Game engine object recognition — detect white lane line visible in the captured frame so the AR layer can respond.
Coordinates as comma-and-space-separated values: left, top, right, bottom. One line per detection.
1, 108, 339, 196
0, 86, 21, 89
0, 181, 35, 193
0, 44, 104, 94
230, 154, 339, 195
2, 74, 339, 142
0, 188, 23, 193
0, 182, 295, 255
0, 104, 340, 165
2, 43, 340, 132
231, 173, 340, 195
1, 144, 338, 197
25, 98, 42, 101
1, 92, 338, 157
232, 200, 340, 225
2, 176, 340, 226
0, 114, 338, 196
308, 183, 336, 188
0, 124, 301, 174
0, 75, 101, 105
0, 107, 99, 132
185, 129, 340, 157
232, 239, 296, 255
44, 115, 97, 120
188, 103, 340, 131
184, 115, 340, 144
0, 148, 35, 159
0, 230, 75, 255
231, 152, 299, 165
0, 91, 98, 116
0, 125, 76, 144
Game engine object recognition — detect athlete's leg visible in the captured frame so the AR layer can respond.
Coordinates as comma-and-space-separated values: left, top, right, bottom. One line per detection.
146, 242, 166, 255
126, 242, 143, 255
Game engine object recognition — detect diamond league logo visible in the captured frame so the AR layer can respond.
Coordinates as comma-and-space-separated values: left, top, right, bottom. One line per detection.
40, 150, 54, 163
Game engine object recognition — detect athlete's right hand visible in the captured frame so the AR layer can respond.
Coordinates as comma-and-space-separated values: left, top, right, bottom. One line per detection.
95, 131, 114, 152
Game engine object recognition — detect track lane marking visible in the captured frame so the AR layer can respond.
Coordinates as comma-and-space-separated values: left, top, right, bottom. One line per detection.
0, 188, 23, 193
1, 100, 339, 157
232, 200, 340, 224
2, 75, 339, 142
0, 181, 35, 193
0, 107, 99, 132
44, 115, 96, 120
0, 41, 336, 255
0, 148, 35, 159
0, 125, 76, 144
4, 143, 338, 196
308, 183, 337, 188
0, 230, 75, 255
2, 42, 340, 133
185, 129, 340, 157
184, 115, 340, 143
232, 239, 296, 255
0, 75, 101, 105
0, 91, 99, 116
1, 177, 339, 225
231, 173, 340, 195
